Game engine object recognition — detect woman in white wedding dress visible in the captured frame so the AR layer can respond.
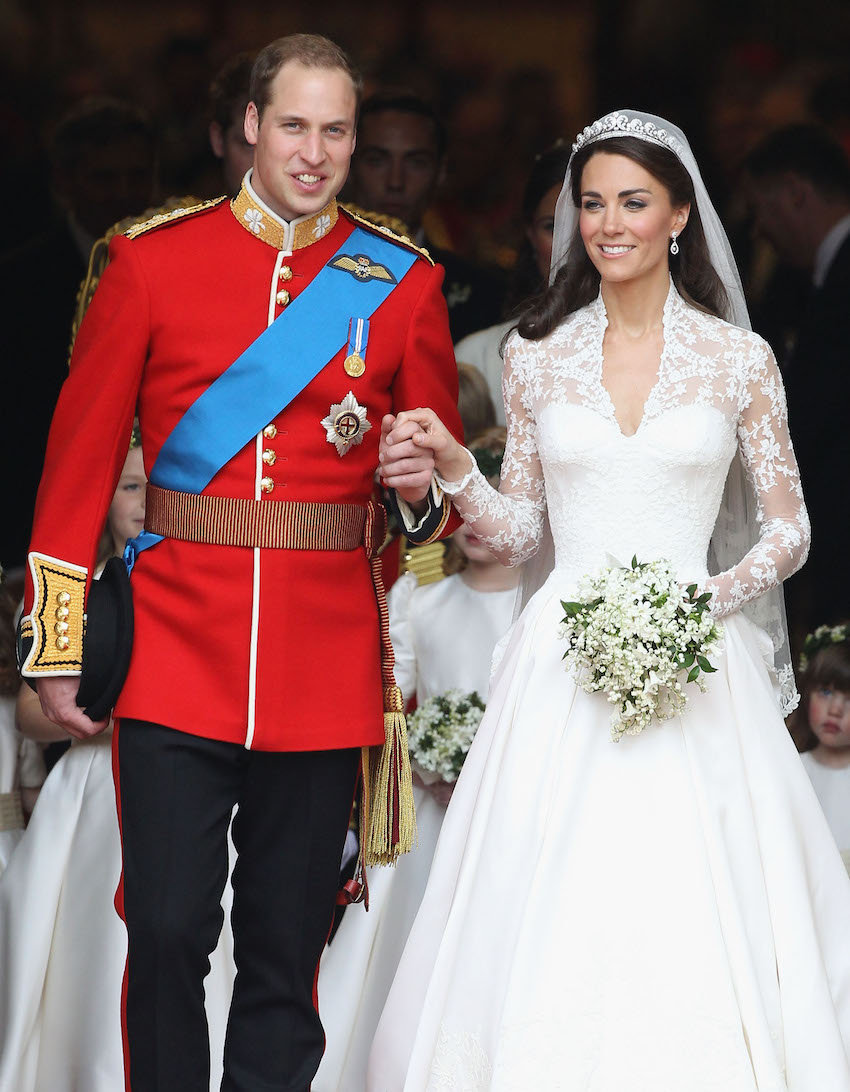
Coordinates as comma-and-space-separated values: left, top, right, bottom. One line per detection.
368, 111, 850, 1092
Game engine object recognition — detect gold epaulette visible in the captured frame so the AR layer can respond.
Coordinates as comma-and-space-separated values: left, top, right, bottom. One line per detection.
68, 196, 209, 361
339, 204, 434, 266
124, 195, 227, 240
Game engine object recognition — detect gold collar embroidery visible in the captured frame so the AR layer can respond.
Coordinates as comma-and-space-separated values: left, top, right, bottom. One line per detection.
231, 176, 338, 252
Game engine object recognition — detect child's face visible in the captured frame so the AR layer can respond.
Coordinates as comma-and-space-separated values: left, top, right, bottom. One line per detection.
808, 684, 850, 751
453, 520, 499, 567
108, 446, 147, 555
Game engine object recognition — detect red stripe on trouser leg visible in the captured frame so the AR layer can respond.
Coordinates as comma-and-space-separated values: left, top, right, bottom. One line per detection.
111, 720, 132, 1092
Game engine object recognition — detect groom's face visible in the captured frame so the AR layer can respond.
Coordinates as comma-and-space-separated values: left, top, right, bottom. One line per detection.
244, 61, 357, 222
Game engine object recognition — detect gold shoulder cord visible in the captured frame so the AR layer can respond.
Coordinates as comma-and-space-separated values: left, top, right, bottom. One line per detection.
339, 203, 435, 266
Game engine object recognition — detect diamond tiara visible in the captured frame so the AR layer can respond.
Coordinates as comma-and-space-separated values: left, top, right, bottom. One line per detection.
572, 112, 684, 157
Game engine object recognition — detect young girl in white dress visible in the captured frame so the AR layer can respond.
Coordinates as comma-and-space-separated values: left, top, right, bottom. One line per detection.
370, 110, 850, 1091
0, 437, 235, 1092
315, 429, 519, 1092
0, 580, 45, 875
790, 623, 850, 871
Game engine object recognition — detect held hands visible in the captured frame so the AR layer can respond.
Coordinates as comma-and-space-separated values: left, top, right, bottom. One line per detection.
379, 409, 471, 502
36, 676, 109, 741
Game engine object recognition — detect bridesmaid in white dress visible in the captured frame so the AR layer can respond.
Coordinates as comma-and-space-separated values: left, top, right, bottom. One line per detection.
0, 440, 235, 1092
370, 111, 850, 1091
315, 430, 519, 1092
0, 583, 45, 875
790, 624, 850, 871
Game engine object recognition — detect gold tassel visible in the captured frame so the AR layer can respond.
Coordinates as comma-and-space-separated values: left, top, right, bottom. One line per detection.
361, 499, 418, 867
361, 685, 416, 866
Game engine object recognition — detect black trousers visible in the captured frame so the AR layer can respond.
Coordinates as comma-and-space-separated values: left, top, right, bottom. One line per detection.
116, 719, 360, 1092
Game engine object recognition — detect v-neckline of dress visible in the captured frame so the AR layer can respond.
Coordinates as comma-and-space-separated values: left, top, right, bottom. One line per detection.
593, 281, 677, 439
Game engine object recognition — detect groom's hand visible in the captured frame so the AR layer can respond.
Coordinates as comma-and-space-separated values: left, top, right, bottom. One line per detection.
381, 409, 471, 488
36, 676, 109, 740
379, 412, 438, 503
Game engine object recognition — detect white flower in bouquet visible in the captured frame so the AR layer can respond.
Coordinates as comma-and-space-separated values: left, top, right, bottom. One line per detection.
558, 556, 724, 742
407, 690, 485, 782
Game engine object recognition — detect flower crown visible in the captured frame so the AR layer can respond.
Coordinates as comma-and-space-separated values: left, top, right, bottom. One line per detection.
572, 112, 685, 157
799, 623, 850, 672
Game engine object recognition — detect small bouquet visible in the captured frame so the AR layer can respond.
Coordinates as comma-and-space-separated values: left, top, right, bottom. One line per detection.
406, 690, 485, 782
559, 556, 724, 742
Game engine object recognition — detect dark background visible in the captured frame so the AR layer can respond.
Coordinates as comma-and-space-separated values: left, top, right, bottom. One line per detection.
3, 0, 849, 267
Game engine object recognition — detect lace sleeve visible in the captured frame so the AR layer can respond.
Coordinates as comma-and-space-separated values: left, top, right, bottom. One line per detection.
436, 337, 546, 567
706, 341, 810, 618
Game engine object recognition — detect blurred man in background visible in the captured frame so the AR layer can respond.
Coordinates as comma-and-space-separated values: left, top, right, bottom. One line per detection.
347, 90, 504, 341
745, 124, 850, 635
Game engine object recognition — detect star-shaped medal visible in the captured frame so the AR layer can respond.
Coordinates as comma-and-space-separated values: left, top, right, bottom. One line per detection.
321, 391, 372, 457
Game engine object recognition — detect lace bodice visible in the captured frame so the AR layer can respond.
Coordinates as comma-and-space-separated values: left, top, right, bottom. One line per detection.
439, 286, 810, 621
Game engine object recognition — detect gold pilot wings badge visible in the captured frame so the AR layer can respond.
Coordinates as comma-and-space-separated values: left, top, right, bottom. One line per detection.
328, 253, 398, 284
322, 391, 372, 456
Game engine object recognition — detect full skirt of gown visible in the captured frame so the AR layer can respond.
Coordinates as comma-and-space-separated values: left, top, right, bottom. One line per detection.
368, 580, 850, 1091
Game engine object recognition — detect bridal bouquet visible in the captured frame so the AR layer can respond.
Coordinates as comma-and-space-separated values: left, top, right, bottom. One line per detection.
559, 557, 724, 742
407, 690, 485, 782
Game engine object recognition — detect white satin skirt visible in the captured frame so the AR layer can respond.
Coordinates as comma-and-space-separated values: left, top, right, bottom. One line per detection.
368, 586, 850, 1091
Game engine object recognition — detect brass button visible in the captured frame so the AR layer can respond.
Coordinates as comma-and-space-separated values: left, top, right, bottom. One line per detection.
55, 635, 70, 651
260, 476, 274, 494
279, 265, 293, 282
54, 621, 69, 635
276, 289, 290, 307
262, 448, 276, 466
56, 591, 71, 606
263, 423, 278, 439
55, 606, 70, 621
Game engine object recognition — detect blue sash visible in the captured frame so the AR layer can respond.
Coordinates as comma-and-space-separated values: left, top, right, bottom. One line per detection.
126, 226, 416, 570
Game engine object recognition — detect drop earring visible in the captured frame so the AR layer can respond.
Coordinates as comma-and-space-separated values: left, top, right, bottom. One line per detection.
670, 231, 679, 256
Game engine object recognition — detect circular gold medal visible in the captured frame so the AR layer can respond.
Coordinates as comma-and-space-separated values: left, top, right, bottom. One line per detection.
344, 352, 366, 378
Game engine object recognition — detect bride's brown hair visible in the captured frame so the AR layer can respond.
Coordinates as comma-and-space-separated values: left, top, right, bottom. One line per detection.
515, 136, 729, 341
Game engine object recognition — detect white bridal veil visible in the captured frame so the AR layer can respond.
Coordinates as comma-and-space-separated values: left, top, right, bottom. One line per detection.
516, 108, 797, 711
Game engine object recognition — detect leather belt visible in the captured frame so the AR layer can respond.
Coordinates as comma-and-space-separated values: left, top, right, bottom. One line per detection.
144, 484, 369, 552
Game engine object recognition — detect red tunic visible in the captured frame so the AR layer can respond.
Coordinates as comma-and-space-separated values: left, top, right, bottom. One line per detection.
23, 186, 462, 752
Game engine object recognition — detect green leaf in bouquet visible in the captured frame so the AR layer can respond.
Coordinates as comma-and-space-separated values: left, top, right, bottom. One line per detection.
561, 600, 582, 616
687, 665, 701, 684
682, 651, 695, 668
686, 583, 698, 598
697, 592, 712, 605
697, 655, 717, 673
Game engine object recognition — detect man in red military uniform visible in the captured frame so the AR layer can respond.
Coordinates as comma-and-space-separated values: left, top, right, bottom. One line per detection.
21, 34, 461, 1092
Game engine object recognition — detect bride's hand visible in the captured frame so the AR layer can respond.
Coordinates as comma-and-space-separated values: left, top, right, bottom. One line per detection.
380, 408, 471, 492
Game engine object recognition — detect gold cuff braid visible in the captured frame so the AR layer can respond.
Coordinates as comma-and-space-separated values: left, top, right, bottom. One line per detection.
23, 553, 87, 675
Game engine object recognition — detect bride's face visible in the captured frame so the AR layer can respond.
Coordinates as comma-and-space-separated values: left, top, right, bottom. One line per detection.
578, 152, 688, 285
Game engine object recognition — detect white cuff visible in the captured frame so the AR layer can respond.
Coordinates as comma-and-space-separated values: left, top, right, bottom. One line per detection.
397, 475, 446, 533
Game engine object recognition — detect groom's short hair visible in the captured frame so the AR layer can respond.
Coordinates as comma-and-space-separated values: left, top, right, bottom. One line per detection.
249, 34, 363, 120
